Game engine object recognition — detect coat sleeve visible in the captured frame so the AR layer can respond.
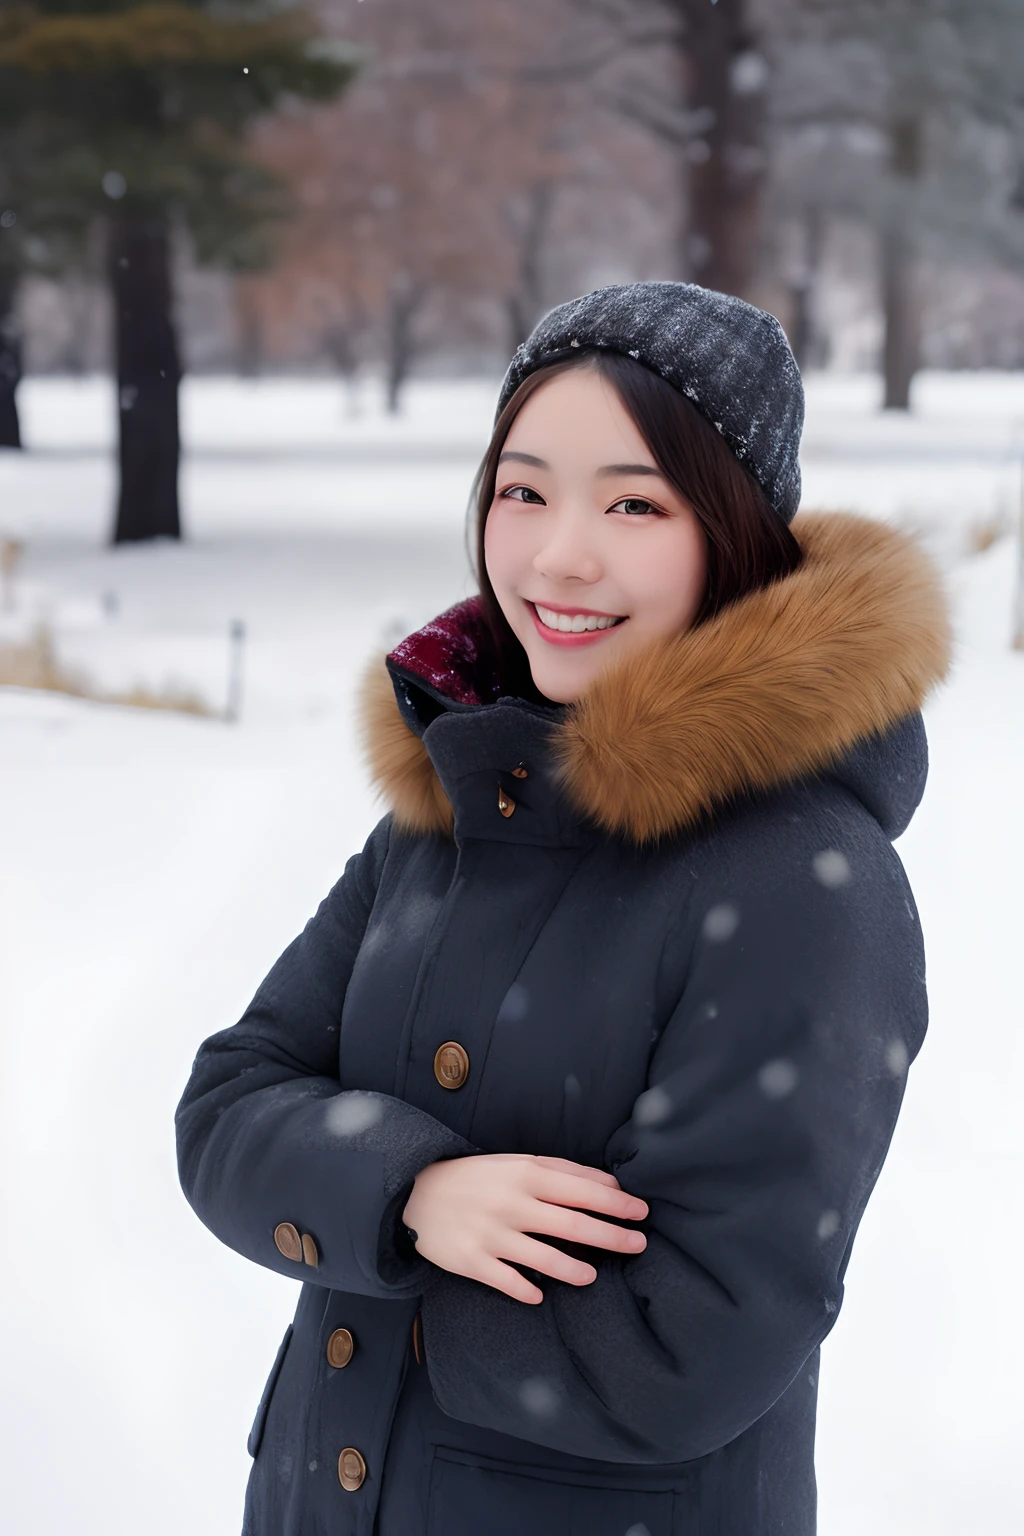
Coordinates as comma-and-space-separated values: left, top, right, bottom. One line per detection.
417, 805, 928, 1462
174, 813, 479, 1301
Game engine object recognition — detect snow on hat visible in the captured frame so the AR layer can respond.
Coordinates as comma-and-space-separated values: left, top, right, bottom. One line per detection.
495, 279, 805, 524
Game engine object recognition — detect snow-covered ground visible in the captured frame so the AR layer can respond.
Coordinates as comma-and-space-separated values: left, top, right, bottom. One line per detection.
1, 372, 1022, 1535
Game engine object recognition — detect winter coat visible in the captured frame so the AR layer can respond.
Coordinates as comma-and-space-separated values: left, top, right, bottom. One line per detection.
175, 510, 952, 1536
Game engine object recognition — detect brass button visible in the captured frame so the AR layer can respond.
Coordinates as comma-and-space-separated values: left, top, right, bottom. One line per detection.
433, 1040, 470, 1089
511, 765, 528, 779
326, 1328, 354, 1369
338, 1446, 366, 1491
301, 1232, 319, 1268
273, 1222, 302, 1262
497, 786, 516, 817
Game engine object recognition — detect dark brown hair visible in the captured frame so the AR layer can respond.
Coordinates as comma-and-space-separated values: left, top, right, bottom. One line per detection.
468, 347, 803, 701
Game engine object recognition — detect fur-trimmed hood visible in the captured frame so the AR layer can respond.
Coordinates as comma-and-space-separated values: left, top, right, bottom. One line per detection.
357, 511, 953, 846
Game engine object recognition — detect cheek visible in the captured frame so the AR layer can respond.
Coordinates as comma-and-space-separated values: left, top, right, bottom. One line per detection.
625, 522, 707, 627
483, 504, 528, 593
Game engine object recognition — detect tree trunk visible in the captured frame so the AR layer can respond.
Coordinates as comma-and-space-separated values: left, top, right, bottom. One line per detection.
0, 267, 22, 450
881, 116, 923, 412
235, 276, 263, 379
506, 180, 555, 354
678, 0, 768, 298
788, 205, 826, 371
881, 227, 920, 409
505, 294, 530, 358
385, 273, 423, 415
1013, 480, 1024, 651
109, 210, 182, 542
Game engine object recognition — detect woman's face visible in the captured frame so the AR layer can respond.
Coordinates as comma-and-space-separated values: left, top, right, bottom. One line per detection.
484, 365, 708, 704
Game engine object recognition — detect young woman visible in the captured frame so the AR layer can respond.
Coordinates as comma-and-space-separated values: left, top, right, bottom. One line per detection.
176, 281, 952, 1536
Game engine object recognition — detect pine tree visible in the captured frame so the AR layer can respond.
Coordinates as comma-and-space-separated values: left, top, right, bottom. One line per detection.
0, 2, 357, 537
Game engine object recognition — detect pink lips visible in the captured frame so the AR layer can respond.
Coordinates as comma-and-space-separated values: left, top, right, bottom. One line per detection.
527, 601, 627, 649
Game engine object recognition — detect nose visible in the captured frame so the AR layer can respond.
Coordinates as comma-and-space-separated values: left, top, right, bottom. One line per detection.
532, 507, 602, 586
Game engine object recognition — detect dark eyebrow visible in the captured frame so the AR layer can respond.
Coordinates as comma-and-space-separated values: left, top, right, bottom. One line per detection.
595, 463, 661, 477
497, 451, 549, 468
496, 451, 662, 478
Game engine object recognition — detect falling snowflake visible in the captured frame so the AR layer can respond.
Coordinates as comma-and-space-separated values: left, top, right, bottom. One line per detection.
518, 1377, 560, 1418
634, 1084, 672, 1126
499, 982, 530, 1023
326, 1093, 383, 1136
812, 849, 851, 888
730, 51, 768, 95
758, 1058, 799, 1098
816, 1209, 841, 1240
885, 1039, 909, 1075
702, 903, 740, 941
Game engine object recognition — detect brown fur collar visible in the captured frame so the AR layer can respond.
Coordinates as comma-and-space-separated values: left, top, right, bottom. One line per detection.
357, 511, 953, 844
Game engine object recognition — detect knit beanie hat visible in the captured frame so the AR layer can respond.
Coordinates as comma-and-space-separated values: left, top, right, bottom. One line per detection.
495, 280, 805, 524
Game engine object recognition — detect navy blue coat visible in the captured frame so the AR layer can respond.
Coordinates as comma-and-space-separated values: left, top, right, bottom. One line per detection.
176, 511, 952, 1535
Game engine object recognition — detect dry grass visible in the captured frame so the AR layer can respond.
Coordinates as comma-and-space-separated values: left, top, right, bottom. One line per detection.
966, 510, 1012, 554
0, 623, 214, 717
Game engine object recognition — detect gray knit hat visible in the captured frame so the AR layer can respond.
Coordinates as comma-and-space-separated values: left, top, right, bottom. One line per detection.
495, 280, 804, 523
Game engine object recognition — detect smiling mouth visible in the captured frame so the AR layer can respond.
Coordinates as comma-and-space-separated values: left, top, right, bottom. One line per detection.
531, 601, 627, 634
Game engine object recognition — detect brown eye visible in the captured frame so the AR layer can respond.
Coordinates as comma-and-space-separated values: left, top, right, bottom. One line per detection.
502, 485, 545, 504
610, 497, 660, 517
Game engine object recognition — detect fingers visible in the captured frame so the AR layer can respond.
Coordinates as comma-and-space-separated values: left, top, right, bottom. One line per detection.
533, 1155, 620, 1188
499, 1231, 598, 1288
405, 1154, 649, 1306
524, 1202, 648, 1255
473, 1255, 545, 1305
529, 1167, 649, 1222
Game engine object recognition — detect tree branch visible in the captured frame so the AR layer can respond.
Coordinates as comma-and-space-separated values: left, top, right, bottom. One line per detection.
564, 0, 671, 31
608, 93, 713, 146
377, 25, 685, 89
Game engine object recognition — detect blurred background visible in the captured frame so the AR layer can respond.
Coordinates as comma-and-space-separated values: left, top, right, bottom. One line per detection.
1, 2, 1022, 1532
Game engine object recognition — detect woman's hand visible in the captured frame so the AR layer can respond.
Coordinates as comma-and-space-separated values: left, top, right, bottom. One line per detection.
402, 1153, 648, 1304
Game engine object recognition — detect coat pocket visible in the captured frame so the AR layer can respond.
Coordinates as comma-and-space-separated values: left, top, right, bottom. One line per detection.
427, 1446, 678, 1536
247, 1325, 294, 1459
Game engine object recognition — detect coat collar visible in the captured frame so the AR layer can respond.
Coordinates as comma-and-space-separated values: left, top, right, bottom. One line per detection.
357, 511, 953, 846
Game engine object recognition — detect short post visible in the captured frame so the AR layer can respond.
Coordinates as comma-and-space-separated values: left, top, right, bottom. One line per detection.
1014, 430, 1024, 652
225, 618, 246, 722
0, 538, 22, 613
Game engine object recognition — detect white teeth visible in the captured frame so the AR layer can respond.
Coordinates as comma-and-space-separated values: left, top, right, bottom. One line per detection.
534, 603, 623, 634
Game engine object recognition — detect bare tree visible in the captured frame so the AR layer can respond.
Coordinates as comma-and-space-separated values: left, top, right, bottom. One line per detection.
504, 179, 558, 353
768, 0, 1024, 407
558, 0, 772, 299
243, 0, 669, 404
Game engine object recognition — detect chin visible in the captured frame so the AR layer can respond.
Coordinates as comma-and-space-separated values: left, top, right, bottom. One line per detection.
524, 655, 603, 706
